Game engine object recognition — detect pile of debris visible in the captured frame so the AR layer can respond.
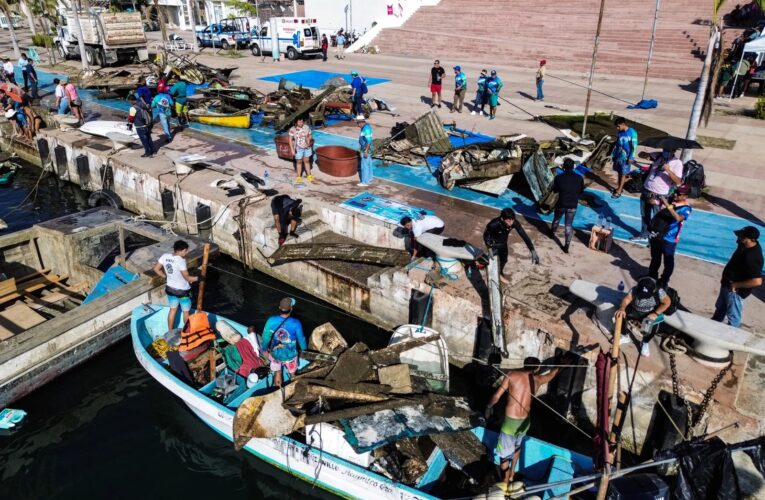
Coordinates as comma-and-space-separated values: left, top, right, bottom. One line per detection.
372, 111, 453, 166
232, 323, 484, 486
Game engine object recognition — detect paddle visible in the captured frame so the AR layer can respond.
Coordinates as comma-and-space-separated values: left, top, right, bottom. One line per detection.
194, 243, 213, 381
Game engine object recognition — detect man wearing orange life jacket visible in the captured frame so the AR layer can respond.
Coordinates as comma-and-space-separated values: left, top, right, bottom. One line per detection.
153, 240, 200, 332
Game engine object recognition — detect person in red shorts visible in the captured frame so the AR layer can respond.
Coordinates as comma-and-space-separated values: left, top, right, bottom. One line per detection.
427, 59, 446, 108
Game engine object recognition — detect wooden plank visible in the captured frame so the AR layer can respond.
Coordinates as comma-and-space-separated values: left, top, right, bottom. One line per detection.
0, 303, 46, 337
0, 278, 16, 297
16, 268, 51, 284
0, 274, 69, 307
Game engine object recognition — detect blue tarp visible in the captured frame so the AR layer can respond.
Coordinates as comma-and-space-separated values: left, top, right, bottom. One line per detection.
258, 70, 390, 89
83, 265, 138, 304
340, 192, 433, 224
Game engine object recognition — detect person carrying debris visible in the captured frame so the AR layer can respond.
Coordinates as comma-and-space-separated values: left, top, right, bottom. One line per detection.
452, 65, 467, 113
152, 89, 175, 143
647, 185, 692, 287
127, 93, 156, 158
271, 194, 303, 246
610, 118, 638, 199
428, 59, 446, 109
471, 69, 488, 116
169, 76, 190, 127
549, 158, 584, 253
357, 117, 374, 187
63, 77, 83, 125
485, 357, 560, 493
485, 70, 503, 120
262, 297, 306, 387
712, 226, 763, 328
153, 240, 200, 332
483, 208, 539, 283
136, 76, 152, 107
400, 212, 445, 258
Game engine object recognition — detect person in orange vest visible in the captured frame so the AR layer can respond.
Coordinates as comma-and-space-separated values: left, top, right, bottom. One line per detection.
153, 240, 201, 332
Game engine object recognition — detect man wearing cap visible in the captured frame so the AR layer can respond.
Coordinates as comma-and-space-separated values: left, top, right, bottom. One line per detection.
632, 148, 683, 242
536, 60, 546, 101
350, 70, 365, 120
712, 226, 763, 327
615, 276, 672, 323
452, 65, 467, 113
262, 297, 306, 387
647, 185, 692, 287
358, 117, 374, 187
471, 69, 488, 116
485, 70, 504, 120
483, 208, 539, 283
271, 194, 302, 246
428, 60, 446, 109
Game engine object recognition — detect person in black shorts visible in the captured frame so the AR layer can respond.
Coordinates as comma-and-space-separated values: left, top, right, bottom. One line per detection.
271, 195, 303, 246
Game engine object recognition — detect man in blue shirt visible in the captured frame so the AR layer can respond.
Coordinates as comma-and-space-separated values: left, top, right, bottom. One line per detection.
262, 297, 306, 387
335, 31, 346, 59
350, 70, 366, 119
648, 185, 691, 287
452, 65, 467, 113
471, 69, 488, 116
611, 117, 638, 199
485, 70, 503, 120
136, 76, 152, 107
358, 118, 374, 186
169, 77, 189, 127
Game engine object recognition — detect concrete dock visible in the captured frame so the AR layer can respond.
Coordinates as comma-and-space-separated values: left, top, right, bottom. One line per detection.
2, 35, 765, 493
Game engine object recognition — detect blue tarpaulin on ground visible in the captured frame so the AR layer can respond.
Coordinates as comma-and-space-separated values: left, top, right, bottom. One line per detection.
258, 70, 390, 89
627, 99, 658, 109
340, 193, 433, 224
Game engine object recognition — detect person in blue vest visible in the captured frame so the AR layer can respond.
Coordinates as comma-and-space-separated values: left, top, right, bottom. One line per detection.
350, 70, 367, 120
357, 117, 374, 187
452, 65, 467, 113
262, 297, 306, 387
127, 93, 155, 158
648, 185, 692, 287
611, 117, 638, 199
471, 69, 488, 116
486, 70, 504, 120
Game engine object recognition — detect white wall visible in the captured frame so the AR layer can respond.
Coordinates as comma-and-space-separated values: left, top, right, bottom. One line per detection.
304, 0, 390, 35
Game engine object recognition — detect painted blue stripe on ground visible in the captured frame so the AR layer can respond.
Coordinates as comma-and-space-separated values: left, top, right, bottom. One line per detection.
38, 69, 762, 268
258, 70, 390, 89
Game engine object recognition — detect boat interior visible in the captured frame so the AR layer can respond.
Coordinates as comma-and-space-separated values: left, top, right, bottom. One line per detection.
134, 304, 595, 499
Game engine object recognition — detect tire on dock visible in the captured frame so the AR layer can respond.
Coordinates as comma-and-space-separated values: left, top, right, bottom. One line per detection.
87, 189, 124, 210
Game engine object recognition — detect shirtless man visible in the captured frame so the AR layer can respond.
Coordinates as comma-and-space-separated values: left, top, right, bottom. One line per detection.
485, 357, 561, 490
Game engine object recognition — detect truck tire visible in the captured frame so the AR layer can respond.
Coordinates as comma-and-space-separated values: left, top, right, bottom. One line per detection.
57, 43, 68, 60
220, 39, 229, 50
287, 47, 299, 60
85, 47, 95, 66
250, 44, 261, 57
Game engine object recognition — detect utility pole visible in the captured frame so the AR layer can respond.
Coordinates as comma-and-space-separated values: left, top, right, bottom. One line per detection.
641, 0, 661, 101
582, 0, 606, 139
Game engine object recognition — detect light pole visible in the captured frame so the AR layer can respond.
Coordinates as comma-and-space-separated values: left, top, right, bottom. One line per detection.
641, 0, 661, 102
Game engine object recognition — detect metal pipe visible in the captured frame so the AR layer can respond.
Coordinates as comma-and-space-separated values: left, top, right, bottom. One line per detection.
581, 0, 606, 138
640, 0, 661, 101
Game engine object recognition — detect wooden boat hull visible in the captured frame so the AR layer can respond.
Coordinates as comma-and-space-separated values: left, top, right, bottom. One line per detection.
131, 304, 444, 500
189, 111, 251, 129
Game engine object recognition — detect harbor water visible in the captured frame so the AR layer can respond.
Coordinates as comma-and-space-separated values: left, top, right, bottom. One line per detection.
0, 164, 388, 499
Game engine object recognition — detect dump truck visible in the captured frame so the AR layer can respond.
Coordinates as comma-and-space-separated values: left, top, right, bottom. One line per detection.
54, 9, 148, 66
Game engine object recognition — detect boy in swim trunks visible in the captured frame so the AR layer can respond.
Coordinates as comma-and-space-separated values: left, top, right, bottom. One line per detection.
485, 357, 560, 491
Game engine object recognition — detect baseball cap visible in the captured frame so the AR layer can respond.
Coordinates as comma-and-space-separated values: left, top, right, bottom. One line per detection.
453, 65, 461, 71
350, 70, 358, 76
735, 226, 760, 240
4, 109, 16, 119
540, 59, 547, 65
634, 276, 657, 300
491, 70, 497, 75
675, 184, 690, 195
279, 297, 296, 312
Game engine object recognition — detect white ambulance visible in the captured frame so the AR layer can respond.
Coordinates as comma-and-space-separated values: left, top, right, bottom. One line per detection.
249, 17, 321, 60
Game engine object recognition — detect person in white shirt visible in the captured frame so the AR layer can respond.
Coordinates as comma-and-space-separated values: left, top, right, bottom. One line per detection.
53, 78, 68, 115
400, 213, 445, 258
632, 148, 684, 241
2, 59, 15, 85
153, 240, 200, 331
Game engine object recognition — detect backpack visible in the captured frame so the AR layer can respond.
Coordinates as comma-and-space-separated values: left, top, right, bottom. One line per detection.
360, 79, 368, 95
648, 207, 675, 240
655, 286, 680, 316
624, 170, 646, 194
682, 160, 705, 198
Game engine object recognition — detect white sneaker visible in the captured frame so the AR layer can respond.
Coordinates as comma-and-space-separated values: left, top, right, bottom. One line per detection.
479, 110, 484, 116
641, 343, 651, 357
619, 335, 632, 345
356, 114, 365, 120
357, 183, 369, 187
470, 111, 476, 115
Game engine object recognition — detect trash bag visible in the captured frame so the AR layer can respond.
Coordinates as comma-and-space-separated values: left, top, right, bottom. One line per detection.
391, 121, 409, 140
670, 437, 740, 500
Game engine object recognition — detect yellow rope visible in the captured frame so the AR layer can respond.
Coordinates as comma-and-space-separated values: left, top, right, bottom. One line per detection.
148, 338, 178, 359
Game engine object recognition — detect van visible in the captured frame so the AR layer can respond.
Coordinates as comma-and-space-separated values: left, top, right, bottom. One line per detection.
0, 14, 22, 29
249, 17, 321, 60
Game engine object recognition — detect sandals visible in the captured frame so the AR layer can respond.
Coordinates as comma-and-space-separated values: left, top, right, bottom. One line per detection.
611, 190, 622, 199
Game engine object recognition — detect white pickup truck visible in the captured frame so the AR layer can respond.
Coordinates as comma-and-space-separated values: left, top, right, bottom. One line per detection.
54, 9, 148, 66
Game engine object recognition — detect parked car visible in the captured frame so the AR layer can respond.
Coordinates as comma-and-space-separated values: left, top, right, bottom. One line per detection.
196, 23, 249, 50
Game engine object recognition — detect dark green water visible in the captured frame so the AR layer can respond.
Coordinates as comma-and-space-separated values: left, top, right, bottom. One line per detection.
0, 165, 388, 500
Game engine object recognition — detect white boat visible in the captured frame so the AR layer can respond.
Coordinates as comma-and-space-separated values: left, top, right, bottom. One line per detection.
79, 120, 139, 141
131, 304, 452, 500
388, 324, 450, 393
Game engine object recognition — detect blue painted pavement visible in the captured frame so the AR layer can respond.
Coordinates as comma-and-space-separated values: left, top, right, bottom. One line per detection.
37, 69, 764, 268
257, 70, 390, 89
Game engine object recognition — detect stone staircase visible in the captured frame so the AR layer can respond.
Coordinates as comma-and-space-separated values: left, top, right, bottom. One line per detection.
371, 0, 721, 81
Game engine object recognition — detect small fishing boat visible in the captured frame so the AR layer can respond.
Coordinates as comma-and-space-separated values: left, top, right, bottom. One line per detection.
132, 304, 470, 500
388, 324, 450, 393
189, 108, 251, 129
79, 120, 139, 140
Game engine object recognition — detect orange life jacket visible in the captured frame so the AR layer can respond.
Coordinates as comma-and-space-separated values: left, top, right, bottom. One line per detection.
179, 311, 215, 352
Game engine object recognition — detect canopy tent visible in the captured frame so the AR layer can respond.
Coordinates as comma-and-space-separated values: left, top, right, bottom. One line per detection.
729, 35, 765, 98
